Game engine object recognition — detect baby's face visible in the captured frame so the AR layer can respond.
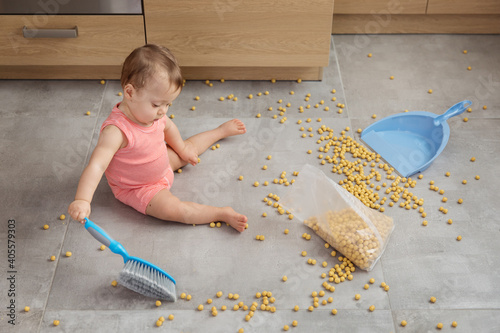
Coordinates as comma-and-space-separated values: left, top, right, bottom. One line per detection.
130, 74, 181, 126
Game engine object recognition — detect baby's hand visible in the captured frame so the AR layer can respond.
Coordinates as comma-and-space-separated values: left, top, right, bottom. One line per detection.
68, 200, 91, 224
179, 142, 198, 166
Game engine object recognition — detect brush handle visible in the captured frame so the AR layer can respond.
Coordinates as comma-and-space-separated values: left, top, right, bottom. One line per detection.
434, 100, 472, 126
84, 218, 129, 262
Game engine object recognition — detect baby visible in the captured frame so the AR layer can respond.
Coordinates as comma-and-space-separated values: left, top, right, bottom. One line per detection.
68, 44, 248, 232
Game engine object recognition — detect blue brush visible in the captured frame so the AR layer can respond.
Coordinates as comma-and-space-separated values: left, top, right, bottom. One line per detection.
84, 217, 176, 301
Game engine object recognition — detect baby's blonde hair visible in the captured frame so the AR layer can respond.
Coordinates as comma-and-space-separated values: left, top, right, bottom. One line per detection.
121, 44, 183, 91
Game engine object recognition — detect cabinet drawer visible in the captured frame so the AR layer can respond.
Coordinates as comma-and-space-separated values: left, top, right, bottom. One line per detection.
334, 0, 427, 14
144, 0, 334, 68
427, 0, 500, 14
0, 15, 145, 67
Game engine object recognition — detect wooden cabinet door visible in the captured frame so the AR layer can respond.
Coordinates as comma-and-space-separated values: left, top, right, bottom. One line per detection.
334, 0, 427, 14
144, 0, 334, 68
427, 0, 500, 14
0, 15, 145, 67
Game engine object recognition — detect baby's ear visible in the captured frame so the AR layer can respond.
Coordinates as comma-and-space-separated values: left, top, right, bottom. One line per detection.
123, 83, 135, 99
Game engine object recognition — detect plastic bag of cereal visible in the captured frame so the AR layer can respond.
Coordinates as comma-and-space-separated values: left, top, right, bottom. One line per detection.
282, 164, 394, 271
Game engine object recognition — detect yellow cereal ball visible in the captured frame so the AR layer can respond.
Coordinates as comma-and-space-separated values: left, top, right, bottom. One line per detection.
288, 214, 294, 220
53, 320, 60, 326
284, 229, 289, 234
168, 314, 174, 321
369, 305, 375, 312
186, 294, 192, 301
65, 251, 72, 257
369, 278, 375, 284
462, 179, 467, 185
430, 296, 436, 303
437, 323, 443, 329
238, 175, 243, 181
262, 213, 267, 217
389, 76, 394, 80
233, 293, 240, 300
156, 320, 163, 327
282, 276, 288, 282
428, 89, 433, 94
401, 320, 407, 327
284, 325, 290, 331
467, 66, 472, 71
24, 306, 30, 312
169, 114, 175, 119
43, 224, 49, 230
238, 329, 244, 333
197, 304, 204, 311
355, 294, 361, 300
457, 235, 462, 241
482, 105, 487, 110
458, 198, 463, 204
422, 220, 428, 226
372, 114, 377, 119
470, 157, 476, 162
475, 175, 480, 180
111, 280, 118, 287
155, 300, 162, 307
364, 284, 370, 290
367, 53, 372, 57
256, 113, 261, 118
332, 309, 338, 315
99, 245, 106, 251
290, 91, 295, 95
384, 285, 390, 291
452, 321, 458, 327
207, 298, 213, 304
463, 50, 467, 54
292, 320, 298, 327
59, 214, 66, 220
253, 181, 259, 187
195, 96, 200, 100
248, 94, 253, 99
85, 111, 91, 116
50, 255, 56, 261
293, 305, 299, 312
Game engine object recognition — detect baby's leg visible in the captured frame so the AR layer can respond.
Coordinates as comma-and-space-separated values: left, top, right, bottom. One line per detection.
146, 188, 248, 232
168, 119, 246, 171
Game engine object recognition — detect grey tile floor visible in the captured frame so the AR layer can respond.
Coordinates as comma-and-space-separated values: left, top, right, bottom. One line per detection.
1, 35, 499, 333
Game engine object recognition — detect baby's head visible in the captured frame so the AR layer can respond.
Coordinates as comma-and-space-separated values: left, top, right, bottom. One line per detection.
121, 44, 183, 93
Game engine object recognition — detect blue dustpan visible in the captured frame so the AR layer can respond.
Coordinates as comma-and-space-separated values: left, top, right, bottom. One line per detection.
361, 100, 471, 177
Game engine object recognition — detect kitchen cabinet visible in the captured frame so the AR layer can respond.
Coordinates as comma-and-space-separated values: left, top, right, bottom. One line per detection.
144, 0, 334, 80
334, 0, 427, 14
0, 15, 145, 79
332, 0, 500, 34
427, 0, 500, 14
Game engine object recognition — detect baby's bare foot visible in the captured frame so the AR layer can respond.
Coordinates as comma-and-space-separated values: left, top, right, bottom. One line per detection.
218, 119, 246, 138
222, 207, 248, 232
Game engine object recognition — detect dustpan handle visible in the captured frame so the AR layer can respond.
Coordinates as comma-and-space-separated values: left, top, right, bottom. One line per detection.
434, 100, 472, 126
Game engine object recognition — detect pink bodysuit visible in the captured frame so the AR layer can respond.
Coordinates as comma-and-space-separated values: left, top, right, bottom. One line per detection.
100, 103, 174, 214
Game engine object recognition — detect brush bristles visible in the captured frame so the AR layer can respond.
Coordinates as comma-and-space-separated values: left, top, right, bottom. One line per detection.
118, 260, 176, 301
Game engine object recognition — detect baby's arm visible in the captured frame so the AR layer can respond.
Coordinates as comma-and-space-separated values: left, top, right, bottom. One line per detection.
164, 118, 198, 165
68, 125, 125, 223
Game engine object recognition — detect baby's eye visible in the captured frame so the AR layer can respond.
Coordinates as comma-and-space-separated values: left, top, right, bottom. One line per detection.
152, 103, 160, 108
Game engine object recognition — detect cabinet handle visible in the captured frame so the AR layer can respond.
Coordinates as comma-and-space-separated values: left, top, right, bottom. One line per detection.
23, 26, 78, 38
